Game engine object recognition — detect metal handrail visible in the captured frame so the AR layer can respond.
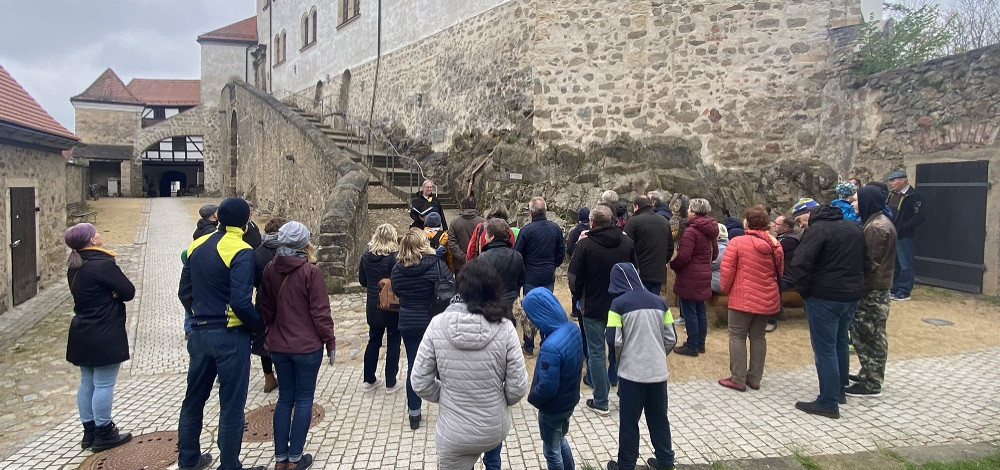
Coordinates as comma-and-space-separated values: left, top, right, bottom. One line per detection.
341, 116, 428, 198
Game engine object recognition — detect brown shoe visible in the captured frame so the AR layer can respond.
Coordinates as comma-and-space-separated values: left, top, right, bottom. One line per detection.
274, 461, 288, 470
263, 373, 278, 393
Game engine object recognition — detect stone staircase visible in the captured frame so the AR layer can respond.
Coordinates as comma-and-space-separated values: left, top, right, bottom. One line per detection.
287, 105, 458, 211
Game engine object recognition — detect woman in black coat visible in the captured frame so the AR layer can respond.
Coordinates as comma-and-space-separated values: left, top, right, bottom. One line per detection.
253, 216, 288, 394
64, 223, 134, 452
358, 224, 402, 394
390, 228, 452, 430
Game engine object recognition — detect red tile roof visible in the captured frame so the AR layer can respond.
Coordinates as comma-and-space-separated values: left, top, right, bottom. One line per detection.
198, 16, 258, 43
126, 79, 201, 106
0, 64, 78, 141
71, 68, 143, 105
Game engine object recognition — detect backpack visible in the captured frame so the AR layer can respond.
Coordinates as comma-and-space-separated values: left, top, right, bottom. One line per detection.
378, 278, 400, 312
428, 260, 455, 316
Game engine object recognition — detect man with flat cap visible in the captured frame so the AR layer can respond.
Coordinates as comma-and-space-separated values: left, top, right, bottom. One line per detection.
178, 197, 265, 470
192, 204, 218, 240
885, 170, 926, 301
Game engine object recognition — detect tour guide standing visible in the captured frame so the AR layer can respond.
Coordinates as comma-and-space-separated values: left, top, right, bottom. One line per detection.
789, 204, 868, 419
178, 197, 265, 470
410, 179, 448, 230
885, 170, 926, 301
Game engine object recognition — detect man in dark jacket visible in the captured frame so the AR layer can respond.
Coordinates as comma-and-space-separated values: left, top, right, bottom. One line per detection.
447, 196, 484, 273
789, 204, 869, 419
410, 179, 447, 230
624, 195, 673, 295
648, 191, 672, 220
885, 170, 926, 301
568, 205, 636, 415
566, 207, 590, 319
514, 197, 566, 354
178, 197, 265, 470
768, 214, 801, 333
192, 204, 218, 240
606, 263, 677, 470
523, 288, 583, 470
846, 186, 897, 398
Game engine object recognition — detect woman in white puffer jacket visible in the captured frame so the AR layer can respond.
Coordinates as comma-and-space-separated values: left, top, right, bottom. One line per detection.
410, 259, 529, 470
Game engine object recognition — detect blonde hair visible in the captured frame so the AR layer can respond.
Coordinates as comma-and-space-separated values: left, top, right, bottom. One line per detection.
398, 228, 435, 267
303, 243, 318, 263
367, 224, 399, 256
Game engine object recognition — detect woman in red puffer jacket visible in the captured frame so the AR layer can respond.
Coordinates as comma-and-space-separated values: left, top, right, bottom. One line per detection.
717, 205, 784, 392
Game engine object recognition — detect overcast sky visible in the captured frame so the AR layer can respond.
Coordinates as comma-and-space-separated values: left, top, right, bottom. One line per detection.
0, 0, 256, 133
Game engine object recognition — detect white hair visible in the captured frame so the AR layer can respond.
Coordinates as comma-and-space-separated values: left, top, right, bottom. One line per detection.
688, 198, 711, 215
529, 197, 546, 215
601, 190, 619, 203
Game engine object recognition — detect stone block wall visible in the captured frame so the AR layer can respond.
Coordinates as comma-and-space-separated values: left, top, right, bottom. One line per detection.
319, 0, 534, 152
223, 80, 368, 292
531, 0, 862, 168
65, 162, 88, 206
0, 146, 68, 314
842, 44, 1000, 180
74, 107, 141, 146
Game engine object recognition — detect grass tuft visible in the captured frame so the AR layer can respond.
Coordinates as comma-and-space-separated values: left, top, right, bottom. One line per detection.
792, 449, 822, 470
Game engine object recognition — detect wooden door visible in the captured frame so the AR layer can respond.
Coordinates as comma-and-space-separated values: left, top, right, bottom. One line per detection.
9, 187, 38, 305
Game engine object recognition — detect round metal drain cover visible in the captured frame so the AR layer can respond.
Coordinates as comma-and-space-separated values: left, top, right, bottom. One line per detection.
922, 318, 954, 326
79, 431, 178, 470
244, 403, 326, 442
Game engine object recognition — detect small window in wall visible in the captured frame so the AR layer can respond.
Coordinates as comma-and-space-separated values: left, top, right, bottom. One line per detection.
338, 0, 360, 26
302, 7, 318, 48
273, 30, 287, 65
302, 13, 310, 47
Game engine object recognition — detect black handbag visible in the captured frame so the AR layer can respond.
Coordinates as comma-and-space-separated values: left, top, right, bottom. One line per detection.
428, 258, 455, 316
747, 233, 787, 321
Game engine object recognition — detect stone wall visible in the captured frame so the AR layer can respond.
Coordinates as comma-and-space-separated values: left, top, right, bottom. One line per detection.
531, 0, 861, 168
318, 0, 534, 151
65, 162, 88, 206
73, 106, 141, 146
0, 145, 68, 314
223, 80, 368, 292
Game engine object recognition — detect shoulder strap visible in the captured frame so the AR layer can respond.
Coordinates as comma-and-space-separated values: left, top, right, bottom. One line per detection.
746, 233, 781, 285
430, 230, 444, 246
69, 260, 88, 292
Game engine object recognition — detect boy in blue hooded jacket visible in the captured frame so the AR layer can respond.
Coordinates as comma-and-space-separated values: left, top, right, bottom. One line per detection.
523, 288, 584, 470
606, 263, 677, 470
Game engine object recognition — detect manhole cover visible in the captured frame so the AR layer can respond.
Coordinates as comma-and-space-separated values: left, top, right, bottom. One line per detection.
244, 403, 326, 442
79, 431, 177, 470
922, 318, 955, 326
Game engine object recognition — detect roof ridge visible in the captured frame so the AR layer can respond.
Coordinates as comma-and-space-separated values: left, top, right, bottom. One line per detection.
72, 68, 142, 105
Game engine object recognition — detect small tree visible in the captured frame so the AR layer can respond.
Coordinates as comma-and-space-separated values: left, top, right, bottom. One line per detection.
856, 3, 952, 76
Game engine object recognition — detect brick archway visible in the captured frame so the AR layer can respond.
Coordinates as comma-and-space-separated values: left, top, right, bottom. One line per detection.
127, 106, 210, 196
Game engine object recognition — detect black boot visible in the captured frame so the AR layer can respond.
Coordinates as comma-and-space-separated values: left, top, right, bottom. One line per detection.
91, 421, 132, 452
81, 421, 96, 450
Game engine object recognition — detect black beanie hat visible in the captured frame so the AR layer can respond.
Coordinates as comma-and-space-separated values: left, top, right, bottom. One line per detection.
217, 198, 250, 228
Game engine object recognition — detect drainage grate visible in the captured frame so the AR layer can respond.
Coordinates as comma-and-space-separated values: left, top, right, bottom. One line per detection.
243, 403, 326, 442
79, 431, 178, 470
922, 318, 955, 326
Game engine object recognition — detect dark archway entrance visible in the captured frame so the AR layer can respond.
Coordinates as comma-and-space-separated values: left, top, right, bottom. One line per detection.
159, 171, 187, 197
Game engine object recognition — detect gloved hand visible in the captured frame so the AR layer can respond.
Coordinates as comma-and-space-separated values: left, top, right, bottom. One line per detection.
327, 349, 336, 366
435, 245, 447, 257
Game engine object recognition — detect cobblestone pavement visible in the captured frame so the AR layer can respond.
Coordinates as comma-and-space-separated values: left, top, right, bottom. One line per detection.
2, 198, 998, 469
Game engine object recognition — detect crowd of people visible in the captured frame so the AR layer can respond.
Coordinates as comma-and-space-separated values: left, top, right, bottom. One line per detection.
59, 170, 925, 470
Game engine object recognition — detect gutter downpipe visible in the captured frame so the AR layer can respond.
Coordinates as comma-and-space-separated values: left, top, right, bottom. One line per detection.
269, 0, 274, 93
367, 0, 382, 161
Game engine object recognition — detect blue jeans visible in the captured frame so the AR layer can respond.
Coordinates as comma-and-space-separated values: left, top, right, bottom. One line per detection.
679, 297, 707, 351
804, 297, 859, 409
539, 410, 575, 470
270, 350, 323, 462
478, 443, 502, 470
178, 328, 252, 470
581, 317, 610, 408
78, 363, 121, 426
522, 284, 554, 351
892, 237, 915, 297
643, 282, 662, 296
183, 309, 193, 335
402, 333, 424, 416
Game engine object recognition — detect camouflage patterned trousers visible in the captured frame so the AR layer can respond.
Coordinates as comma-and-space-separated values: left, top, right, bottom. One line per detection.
512, 297, 538, 351
850, 289, 890, 390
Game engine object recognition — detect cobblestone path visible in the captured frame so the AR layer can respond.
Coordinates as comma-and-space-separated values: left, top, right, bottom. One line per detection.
0, 198, 997, 469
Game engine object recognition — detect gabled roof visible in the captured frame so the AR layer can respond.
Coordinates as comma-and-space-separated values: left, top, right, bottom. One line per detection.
198, 16, 258, 44
0, 64, 78, 141
126, 79, 200, 106
71, 68, 143, 106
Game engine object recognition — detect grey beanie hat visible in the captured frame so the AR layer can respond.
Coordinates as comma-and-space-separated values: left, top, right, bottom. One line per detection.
277, 221, 310, 250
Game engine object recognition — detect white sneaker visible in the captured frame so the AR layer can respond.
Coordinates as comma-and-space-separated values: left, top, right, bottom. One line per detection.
386, 381, 404, 394
891, 295, 911, 301
363, 379, 384, 393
